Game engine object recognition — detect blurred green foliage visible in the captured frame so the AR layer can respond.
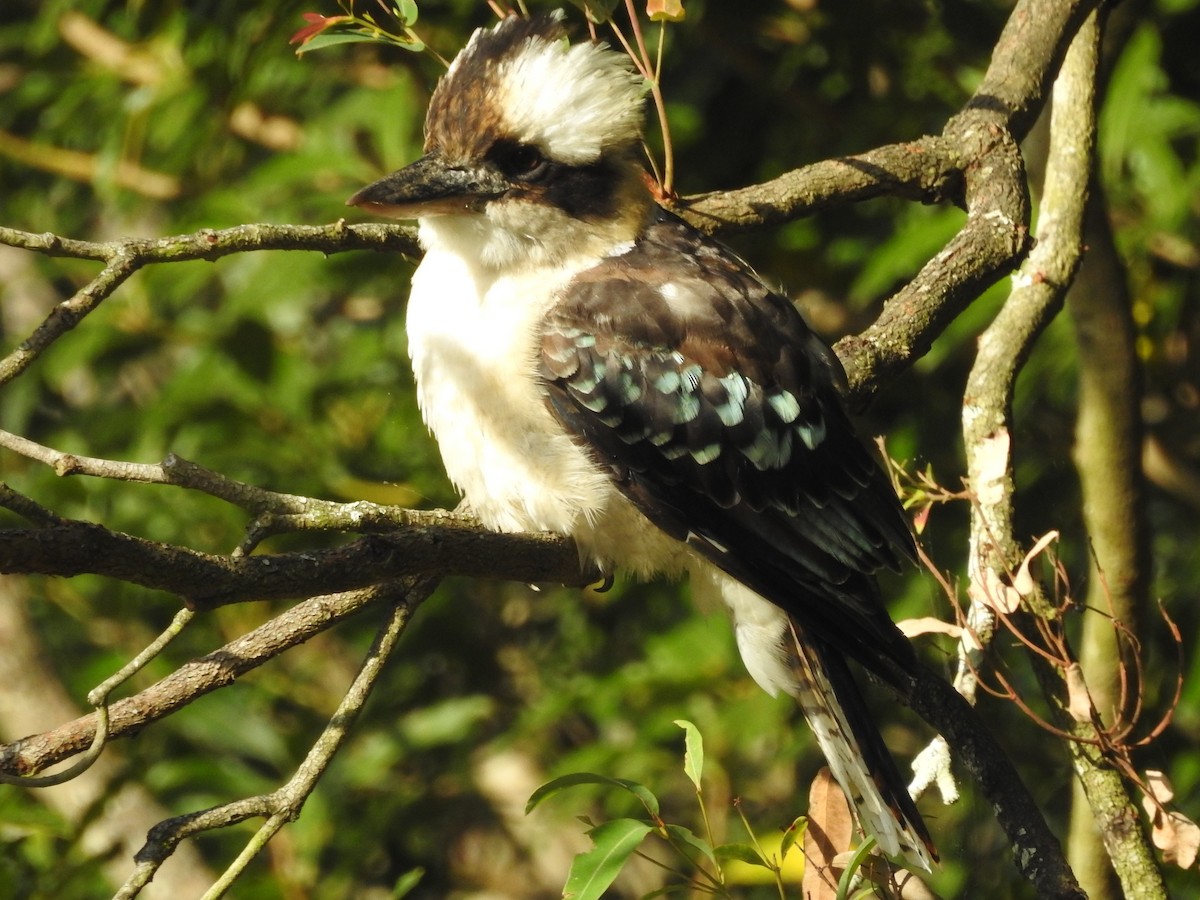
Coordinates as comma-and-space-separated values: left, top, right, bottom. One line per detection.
1, 1, 1199, 898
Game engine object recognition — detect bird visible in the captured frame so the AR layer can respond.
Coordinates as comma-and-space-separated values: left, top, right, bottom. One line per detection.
348, 11, 936, 870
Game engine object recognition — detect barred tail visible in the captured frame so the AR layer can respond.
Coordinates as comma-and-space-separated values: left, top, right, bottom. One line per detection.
787, 620, 936, 872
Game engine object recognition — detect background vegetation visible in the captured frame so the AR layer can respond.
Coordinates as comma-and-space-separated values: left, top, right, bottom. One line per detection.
1, 0, 1198, 897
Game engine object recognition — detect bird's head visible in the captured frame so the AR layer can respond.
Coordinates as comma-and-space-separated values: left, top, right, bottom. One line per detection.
348, 13, 652, 270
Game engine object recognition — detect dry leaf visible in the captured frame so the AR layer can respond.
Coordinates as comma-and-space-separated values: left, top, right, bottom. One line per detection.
1011, 531, 1059, 597
970, 531, 1059, 615
969, 565, 1022, 615
1162, 812, 1200, 868
896, 616, 964, 640
1140, 770, 1200, 869
802, 767, 854, 900
1063, 662, 1094, 724
1144, 769, 1174, 804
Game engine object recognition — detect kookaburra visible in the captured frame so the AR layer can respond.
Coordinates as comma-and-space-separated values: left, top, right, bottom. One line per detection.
349, 12, 935, 869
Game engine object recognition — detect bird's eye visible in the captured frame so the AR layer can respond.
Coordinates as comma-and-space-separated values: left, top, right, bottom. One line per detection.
491, 141, 548, 181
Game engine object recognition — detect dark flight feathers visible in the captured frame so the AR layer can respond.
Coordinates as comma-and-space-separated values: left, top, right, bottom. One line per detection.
539, 210, 919, 685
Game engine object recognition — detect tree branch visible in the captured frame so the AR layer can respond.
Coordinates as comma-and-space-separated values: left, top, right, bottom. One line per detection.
0, 222, 419, 389
0, 510, 593, 609
114, 580, 429, 900
0, 580, 427, 777
903, 666, 1086, 900
956, 7, 1165, 898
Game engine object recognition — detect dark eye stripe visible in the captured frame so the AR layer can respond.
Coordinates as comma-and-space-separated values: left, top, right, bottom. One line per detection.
486, 139, 548, 180
485, 138, 626, 221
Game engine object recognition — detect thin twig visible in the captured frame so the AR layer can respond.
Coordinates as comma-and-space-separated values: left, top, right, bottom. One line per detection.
114, 579, 429, 898
0, 222, 418, 388
0, 582, 406, 777
0, 607, 195, 786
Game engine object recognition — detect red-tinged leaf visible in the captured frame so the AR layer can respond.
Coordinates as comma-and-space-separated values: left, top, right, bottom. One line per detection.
289, 13, 348, 46
647, 0, 685, 21
562, 818, 654, 900
911, 501, 932, 534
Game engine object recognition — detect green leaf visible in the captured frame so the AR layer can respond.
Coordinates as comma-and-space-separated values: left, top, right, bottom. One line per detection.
526, 772, 660, 817
835, 836, 877, 900
563, 818, 654, 900
714, 842, 771, 868
397, 0, 419, 25
295, 32, 385, 54
780, 815, 807, 860
674, 719, 703, 791
664, 823, 716, 868
397, 695, 494, 747
391, 867, 424, 898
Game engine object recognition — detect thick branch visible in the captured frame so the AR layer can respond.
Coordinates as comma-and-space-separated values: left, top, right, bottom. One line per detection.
0, 513, 594, 609
676, 136, 961, 233
677, 0, 1100, 405
958, 8, 1163, 898
969, 0, 1099, 142
837, 122, 1031, 404
1065, 187, 1157, 899
904, 666, 1086, 900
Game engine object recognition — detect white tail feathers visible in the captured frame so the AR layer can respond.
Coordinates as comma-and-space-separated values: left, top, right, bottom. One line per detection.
787, 623, 936, 871
707, 565, 935, 871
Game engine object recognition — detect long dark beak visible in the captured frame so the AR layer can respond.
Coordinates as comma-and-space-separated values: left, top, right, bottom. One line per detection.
346, 154, 508, 219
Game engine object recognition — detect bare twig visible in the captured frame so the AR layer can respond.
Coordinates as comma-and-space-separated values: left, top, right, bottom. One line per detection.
0, 222, 418, 389
114, 580, 430, 899
0, 430, 468, 531
0, 581, 415, 777
0, 608, 194, 788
